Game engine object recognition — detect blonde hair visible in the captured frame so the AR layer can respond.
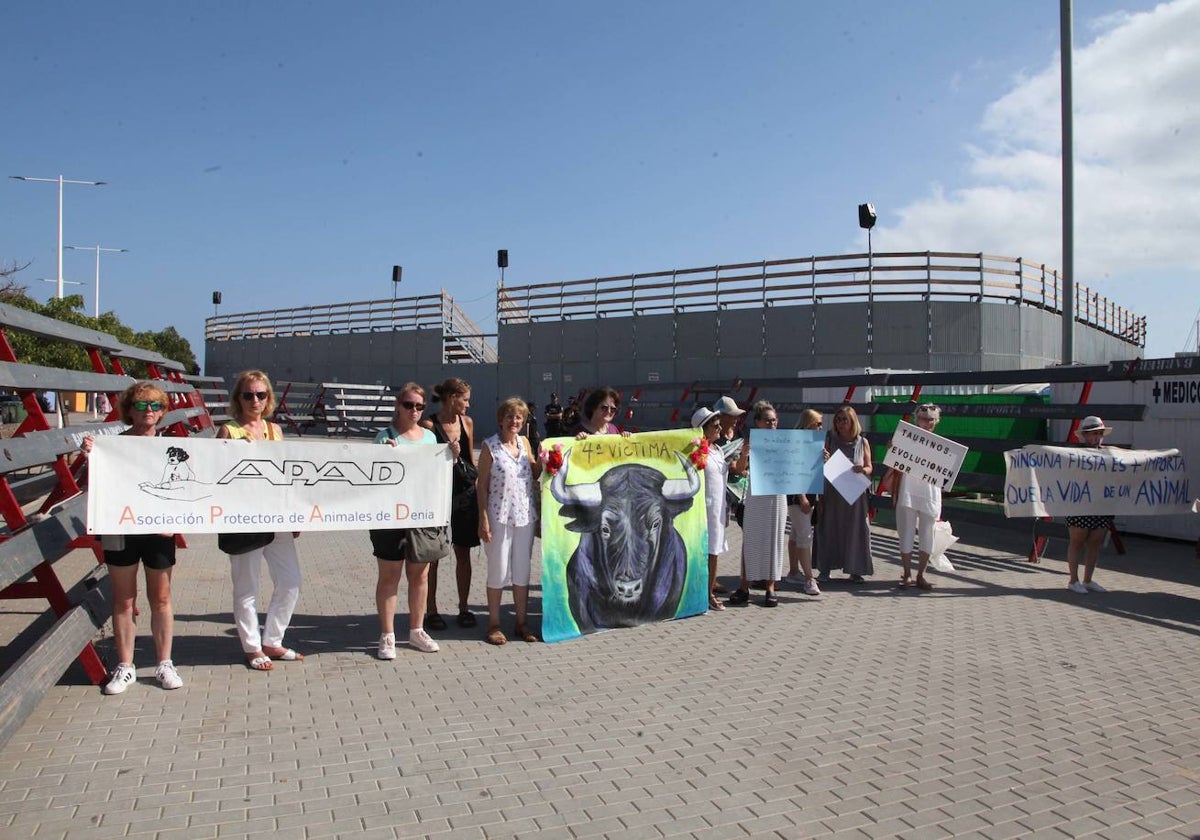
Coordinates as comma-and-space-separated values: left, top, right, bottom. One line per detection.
833, 405, 862, 438
230, 370, 276, 423
496, 397, 529, 425
117, 381, 168, 425
799, 408, 822, 430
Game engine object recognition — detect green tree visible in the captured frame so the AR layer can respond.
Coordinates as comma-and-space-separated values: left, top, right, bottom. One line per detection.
0, 270, 197, 375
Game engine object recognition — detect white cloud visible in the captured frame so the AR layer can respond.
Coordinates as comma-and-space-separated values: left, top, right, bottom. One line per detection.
882, 0, 1200, 356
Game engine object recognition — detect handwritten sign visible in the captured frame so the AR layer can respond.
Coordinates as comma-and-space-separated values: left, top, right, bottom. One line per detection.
1003, 445, 1193, 517
825, 448, 871, 504
747, 429, 824, 495
87, 435, 452, 534
882, 420, 968, 489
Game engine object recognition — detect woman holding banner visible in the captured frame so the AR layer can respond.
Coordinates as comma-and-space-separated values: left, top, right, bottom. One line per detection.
1065, 416, 1113, 594
571, 386, 626, 438
423, 377, 479, 632
729, 401, 787, 607
217, 370, 304, 671
816, 405, 874, 584
691, 406, 730, 612
372, 384, 443, 658
784, 408, 823, 596
82, 381, 183, 694
476, 397, 542, 644
894, 403, 942, 590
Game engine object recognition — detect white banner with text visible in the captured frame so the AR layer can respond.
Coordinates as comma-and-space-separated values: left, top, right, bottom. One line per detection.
87, 436, 452, 534
882, 420, 968, 489
1003, 445, 1193, 518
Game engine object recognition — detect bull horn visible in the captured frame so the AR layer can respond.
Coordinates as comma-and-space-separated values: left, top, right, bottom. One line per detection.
549, 449, 602, 508
661, 452, 701, 501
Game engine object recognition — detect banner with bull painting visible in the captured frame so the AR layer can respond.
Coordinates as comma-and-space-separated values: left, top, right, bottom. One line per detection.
538, 429, 709, 643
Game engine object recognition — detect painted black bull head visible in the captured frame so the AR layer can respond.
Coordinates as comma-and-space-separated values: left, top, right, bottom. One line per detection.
551, 450, 699, 633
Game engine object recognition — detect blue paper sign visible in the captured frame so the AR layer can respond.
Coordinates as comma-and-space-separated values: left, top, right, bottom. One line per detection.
747, 429, 825, 495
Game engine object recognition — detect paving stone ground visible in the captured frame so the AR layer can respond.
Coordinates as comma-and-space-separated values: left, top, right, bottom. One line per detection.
1, 508, 1199, 839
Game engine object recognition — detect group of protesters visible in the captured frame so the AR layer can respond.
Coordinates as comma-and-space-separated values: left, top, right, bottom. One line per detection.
85, 372, 1115, 695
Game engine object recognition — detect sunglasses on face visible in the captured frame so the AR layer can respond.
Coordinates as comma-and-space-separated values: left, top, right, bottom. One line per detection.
240, 391, 269, 401
400, 400, 425, 411
132, 400, 164, 412
599, 405, 617, 414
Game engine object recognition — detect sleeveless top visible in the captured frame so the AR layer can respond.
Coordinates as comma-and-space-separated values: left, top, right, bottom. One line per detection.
375, 425, 436, 445
483, 434, 536, 527
224, 420, 280, 441
429, 415, 475, 467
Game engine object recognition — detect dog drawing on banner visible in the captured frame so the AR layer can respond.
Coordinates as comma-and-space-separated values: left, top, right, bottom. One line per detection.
550, 450, 699, 634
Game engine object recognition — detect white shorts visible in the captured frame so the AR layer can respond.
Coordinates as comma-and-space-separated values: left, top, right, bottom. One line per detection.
787, 504, 814, 549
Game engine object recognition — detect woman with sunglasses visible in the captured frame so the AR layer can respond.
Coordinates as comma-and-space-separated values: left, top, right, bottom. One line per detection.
783, 408, 823, 596
894, 404, 943, 590
571, 387, 627, 438
816, 405, 874, 584
728, 401, 787, 607
81, 382, 183, 694
371, 384, 441, 657
217, 370, 304, 671
421, 378, 478, 631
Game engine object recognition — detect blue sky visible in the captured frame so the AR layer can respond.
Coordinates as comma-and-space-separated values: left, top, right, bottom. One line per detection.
3, 1, 1197, 365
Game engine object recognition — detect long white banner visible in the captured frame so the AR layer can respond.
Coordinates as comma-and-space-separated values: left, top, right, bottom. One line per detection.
87, 436, 452, 534
1003, 445, 1193, 518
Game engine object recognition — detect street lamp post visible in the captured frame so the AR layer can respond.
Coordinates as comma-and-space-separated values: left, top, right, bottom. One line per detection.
65, 245, 128, 318
9, 174, 106, 299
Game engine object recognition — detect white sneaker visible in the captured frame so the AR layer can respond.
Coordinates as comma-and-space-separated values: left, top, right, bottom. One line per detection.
103, 663, 137, 695
408, 628, 440, 653
377, 633, 397, 660
1084, 580, 1107, 593
803, 578, 821, 596
155, 660, 183, 690
1068, 581, 1088, 594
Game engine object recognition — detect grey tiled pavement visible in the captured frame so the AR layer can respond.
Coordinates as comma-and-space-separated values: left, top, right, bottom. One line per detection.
2, 516, 1199, 839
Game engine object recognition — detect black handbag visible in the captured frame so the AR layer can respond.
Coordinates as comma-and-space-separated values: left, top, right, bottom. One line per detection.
218, 532, 275, 555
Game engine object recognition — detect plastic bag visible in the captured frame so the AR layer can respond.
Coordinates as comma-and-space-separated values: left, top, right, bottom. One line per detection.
928, 520, 957, 572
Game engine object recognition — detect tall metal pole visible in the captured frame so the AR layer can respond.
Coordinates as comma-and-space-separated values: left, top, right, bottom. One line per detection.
9, 174, 106, 299
67, 245, 127, 317
1060, 0, 1075, 364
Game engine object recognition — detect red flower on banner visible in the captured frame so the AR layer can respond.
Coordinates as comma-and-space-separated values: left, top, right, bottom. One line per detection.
688, 436, 710, 470
539, 443, 565, 476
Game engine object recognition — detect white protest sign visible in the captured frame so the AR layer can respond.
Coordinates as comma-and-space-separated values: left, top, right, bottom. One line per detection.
824, 448, 870, 504
1003, 445, 1193, 518
882, 420, 968, 489
87, 435, 452, 534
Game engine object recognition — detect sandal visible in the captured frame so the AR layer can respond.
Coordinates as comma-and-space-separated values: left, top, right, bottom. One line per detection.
898, 573, 911, 589
727, 588, 750, 605
485, 626, 507, 646
246, 653, 273, 671
424, 612, 447, 632
514, 624, 539, 643
763, 592, 779, 608
262, 646, 303, 661
915, 576, 934, 591
708, 595, 726, 612
457, 610, 477, 628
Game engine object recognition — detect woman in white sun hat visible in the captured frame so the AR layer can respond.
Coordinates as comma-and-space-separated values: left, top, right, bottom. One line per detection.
692, 406, 730, 611
1064, 416, 1114, 595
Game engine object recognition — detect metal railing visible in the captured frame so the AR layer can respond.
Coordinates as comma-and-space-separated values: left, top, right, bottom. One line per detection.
497, 251, 1146, 346
205, 290, 499, 363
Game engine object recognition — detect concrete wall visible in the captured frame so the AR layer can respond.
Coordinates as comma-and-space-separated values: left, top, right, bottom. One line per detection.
207, 299, 1142, 423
